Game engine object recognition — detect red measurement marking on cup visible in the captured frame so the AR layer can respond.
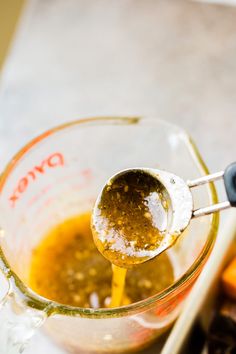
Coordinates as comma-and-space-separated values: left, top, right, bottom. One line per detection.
130, 328, 151, 345
9, 152, 64, 208
154, 286, 192, 318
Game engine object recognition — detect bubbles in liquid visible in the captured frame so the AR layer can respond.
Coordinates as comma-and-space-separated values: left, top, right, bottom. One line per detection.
29, 213, 174, 308
92, 169, 171, 268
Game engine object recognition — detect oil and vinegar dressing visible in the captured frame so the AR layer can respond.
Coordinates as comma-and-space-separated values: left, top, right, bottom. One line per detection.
92, 170, 169, 268
30, 212, 174, 308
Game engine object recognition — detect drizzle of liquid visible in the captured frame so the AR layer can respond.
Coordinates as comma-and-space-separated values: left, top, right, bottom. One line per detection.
92, 169, 170, 268
29, 213, 174, 308
110, 265, 127, 307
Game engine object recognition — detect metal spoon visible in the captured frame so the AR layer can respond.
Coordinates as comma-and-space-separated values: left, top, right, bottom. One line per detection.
92, 162, 236, 268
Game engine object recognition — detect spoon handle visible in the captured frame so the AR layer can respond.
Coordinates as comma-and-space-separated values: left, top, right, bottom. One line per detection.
187, 162, 236, 218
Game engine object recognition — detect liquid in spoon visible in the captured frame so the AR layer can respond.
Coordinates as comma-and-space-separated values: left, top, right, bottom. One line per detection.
92, 169, 171, 269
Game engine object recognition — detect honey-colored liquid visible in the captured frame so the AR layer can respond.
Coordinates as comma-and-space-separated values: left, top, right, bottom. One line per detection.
92, 170, 169, 268
30, 212, 174, 308
110, 265, 127, 307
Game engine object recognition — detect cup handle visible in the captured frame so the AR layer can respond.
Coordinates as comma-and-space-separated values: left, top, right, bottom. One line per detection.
0, 271, 47, 354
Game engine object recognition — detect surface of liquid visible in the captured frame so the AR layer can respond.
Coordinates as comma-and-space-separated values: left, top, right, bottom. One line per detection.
92, 169, 170, 268
30, 212, 174, 308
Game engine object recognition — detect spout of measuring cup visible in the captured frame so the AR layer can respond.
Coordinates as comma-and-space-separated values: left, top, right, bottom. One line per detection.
0, 268, 47, 354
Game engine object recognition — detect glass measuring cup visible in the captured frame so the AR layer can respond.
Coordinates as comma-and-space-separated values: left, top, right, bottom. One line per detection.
0, 117, 218, 354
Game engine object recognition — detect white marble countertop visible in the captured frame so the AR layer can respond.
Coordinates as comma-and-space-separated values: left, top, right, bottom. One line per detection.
0, 1, 236, 353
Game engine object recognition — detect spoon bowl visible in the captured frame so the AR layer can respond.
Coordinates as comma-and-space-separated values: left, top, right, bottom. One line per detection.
92, 168, 193, 268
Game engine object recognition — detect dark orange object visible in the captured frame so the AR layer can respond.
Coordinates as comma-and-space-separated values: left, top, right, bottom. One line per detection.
222, 257, 236, 300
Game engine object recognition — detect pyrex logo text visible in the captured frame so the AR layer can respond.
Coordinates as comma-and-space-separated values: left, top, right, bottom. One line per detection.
9, 152, 64, 207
